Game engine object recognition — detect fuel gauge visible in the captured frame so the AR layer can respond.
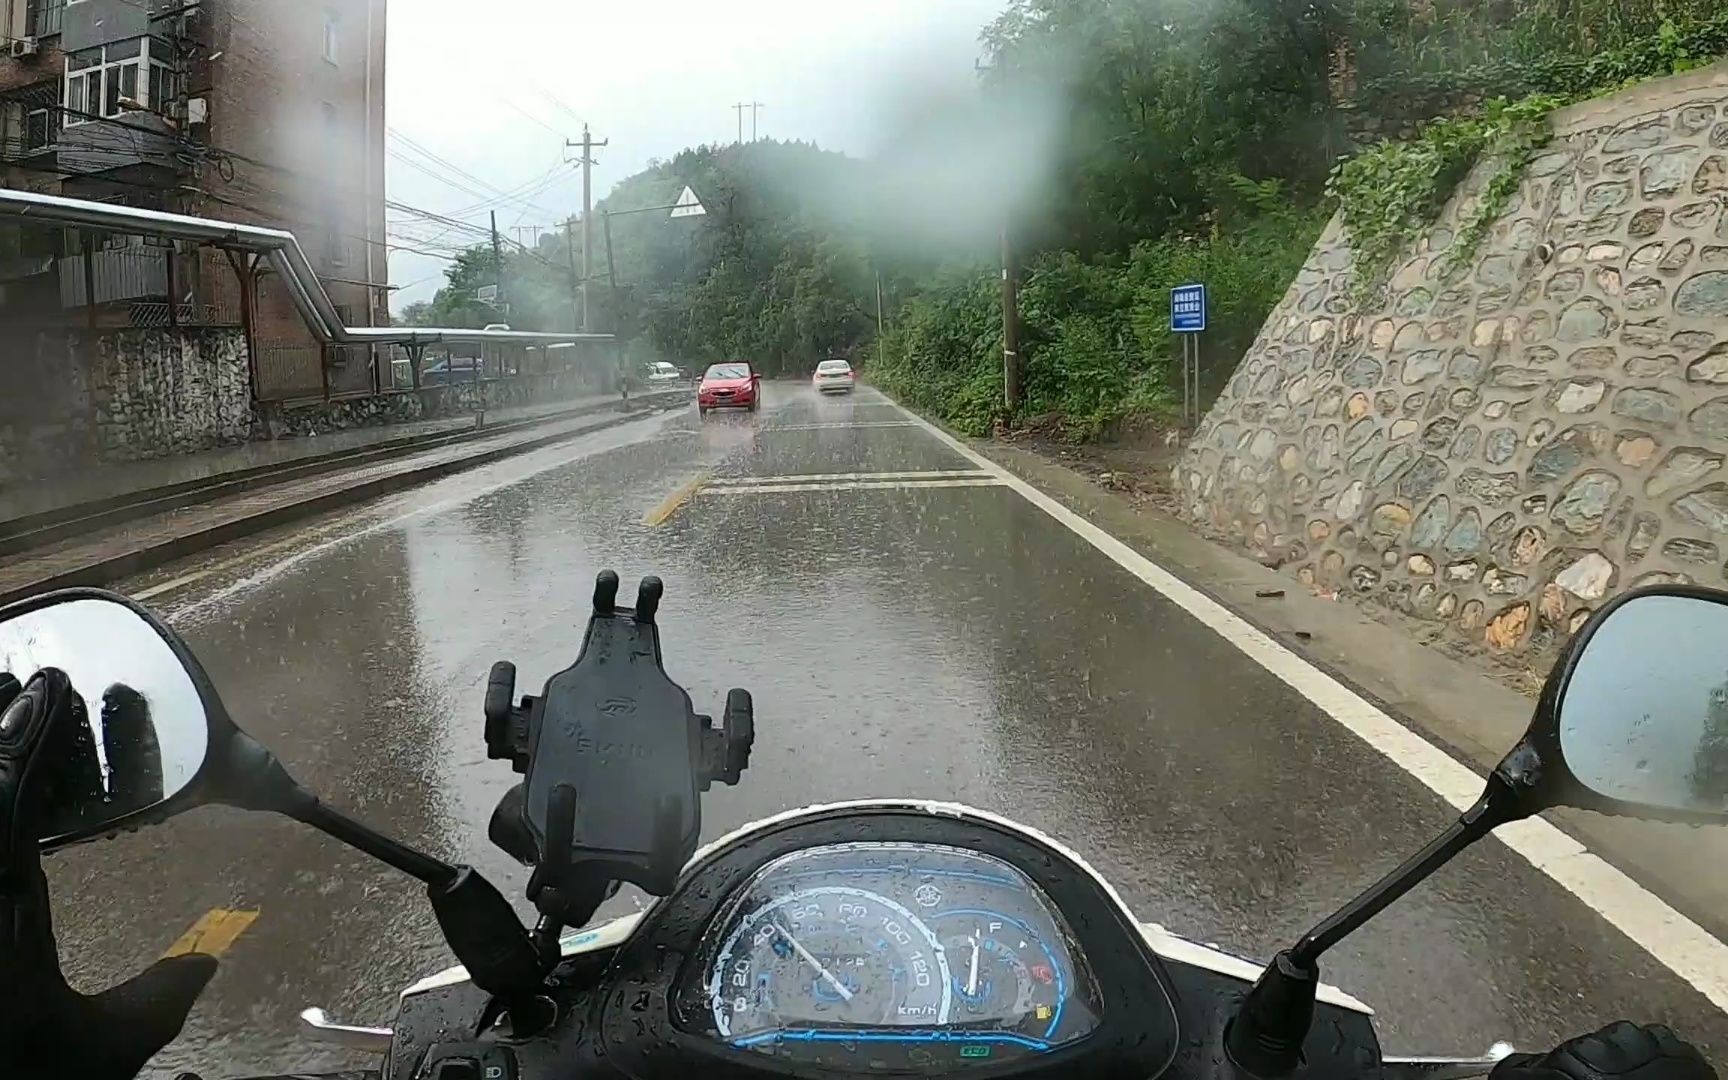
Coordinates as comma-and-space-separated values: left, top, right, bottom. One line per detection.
931, 911, 1066, 1040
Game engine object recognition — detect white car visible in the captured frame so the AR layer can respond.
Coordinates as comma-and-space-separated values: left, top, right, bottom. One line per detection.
646, 362, 684, 387
812, 359, 855, 394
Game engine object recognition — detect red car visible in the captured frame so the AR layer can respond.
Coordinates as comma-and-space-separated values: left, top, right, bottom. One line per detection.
698, 362, 761, 416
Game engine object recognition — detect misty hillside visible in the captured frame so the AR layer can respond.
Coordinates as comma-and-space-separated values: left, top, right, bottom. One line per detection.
407, 0, 1728, 423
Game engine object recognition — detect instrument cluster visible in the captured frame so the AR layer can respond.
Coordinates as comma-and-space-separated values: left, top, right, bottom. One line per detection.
684, 842, 1103, 1071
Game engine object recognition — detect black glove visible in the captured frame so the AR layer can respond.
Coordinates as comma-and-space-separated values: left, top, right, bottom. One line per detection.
0, 669, 217, 1080
1491, 1022, 1717, 1080
98, 682, 165, 816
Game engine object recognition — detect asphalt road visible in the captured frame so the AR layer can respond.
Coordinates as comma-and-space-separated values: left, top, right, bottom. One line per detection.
38, 384, 1726, 1077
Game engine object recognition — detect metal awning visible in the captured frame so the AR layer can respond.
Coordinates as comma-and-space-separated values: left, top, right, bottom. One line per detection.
0, 188, 613, 348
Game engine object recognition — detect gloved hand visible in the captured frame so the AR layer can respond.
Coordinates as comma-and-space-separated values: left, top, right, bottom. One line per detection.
0, 668, 217, 1080
1490, 1022, 1717, 1080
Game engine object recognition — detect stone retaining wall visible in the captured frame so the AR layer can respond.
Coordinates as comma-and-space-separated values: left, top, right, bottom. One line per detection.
89, 328, 252, 460
268, 371, 602, 437
0, 327, 250, 486
1174, 63, 1728, 657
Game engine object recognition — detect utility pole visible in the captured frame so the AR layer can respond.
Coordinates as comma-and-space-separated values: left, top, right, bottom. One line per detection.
563, 215, 581, 330
565, 124, 609, 331
732, 103, 745, 144
750, 101, 764, 141
875, 270, 886, 371
490, 210, 504, 309
975, 56, 1022, 415
1001, 224, 1021, 413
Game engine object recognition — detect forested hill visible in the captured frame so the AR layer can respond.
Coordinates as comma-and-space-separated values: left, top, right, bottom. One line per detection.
591, 141, 883, 378
403, 139, 889, 379
407, 0, 1728, 430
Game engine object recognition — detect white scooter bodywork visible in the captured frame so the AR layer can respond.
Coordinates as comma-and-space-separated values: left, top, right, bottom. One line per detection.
303, 801, 1514, 1078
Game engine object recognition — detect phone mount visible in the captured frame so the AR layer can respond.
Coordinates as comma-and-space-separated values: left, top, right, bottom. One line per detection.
483, 571, 753, 931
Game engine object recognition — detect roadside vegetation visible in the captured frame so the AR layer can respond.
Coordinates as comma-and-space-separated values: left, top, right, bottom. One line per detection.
408, 0, 1728, 439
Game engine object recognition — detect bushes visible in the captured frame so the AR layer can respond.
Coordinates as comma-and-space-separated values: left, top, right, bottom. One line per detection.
877, 2, 1728, 445
1329, 94, 1561, 300
872, 272, 1003, 437
875, 208, 1324, 441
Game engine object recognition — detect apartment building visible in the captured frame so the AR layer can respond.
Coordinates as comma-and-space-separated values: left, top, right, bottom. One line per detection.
0, 0, 387, 379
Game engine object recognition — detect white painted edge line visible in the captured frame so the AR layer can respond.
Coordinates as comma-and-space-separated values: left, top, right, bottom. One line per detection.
764, 421, 920, 431
145, 424, 658, 618
713, 470, 996, 485
701, 478, 1008, 495
883, 394, 1728, 1013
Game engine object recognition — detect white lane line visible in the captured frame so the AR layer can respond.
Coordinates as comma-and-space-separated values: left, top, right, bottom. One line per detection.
702, 478, 1007, 495
711, 470, 995, 485
881, 394, 1728, 1013
765, 421, 919, 431
148, 423, 664, 619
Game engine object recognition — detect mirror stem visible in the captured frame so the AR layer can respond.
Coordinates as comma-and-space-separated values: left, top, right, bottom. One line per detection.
291, 798, 458, 888
1291, 785, 1502, 967
1230, 778, 1519, 1079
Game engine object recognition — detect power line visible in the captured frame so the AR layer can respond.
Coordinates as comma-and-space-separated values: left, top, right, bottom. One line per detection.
499, 98, 571, 140
1, 155, 461, 271
529, 80, 584, 126
442, 160, 574, 219
387, 126, 562, 217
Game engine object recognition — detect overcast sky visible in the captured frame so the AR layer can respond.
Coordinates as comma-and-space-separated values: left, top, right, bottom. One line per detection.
383, 0, 1009, 311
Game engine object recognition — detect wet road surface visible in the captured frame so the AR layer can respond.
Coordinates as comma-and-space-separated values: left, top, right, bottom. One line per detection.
40, 385, 1727, 1076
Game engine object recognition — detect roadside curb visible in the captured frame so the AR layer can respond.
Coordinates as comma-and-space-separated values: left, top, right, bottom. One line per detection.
0, 389, 690, 557
0, 395, 689, 608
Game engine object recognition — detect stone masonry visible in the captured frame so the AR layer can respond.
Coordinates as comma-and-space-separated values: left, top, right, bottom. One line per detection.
1175, 63, 1728, 656
88, 328, 253, 459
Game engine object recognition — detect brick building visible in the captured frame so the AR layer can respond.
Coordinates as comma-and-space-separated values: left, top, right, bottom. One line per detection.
0, 0, 387, 395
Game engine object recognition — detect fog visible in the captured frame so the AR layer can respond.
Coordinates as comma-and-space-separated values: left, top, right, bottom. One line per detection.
385, 0, 1014, 310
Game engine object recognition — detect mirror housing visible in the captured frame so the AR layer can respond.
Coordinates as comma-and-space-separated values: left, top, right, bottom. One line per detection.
1229, 584, 1728, 1078
0, 589, 551, 1001
0, 587, 273, 850
1495, 584, 1728, 826
0, 589, 460, 878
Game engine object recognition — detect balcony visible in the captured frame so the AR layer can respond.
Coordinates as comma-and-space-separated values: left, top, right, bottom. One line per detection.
26, 0, 63, 39
58, 247, 168, 308
58, 109, 181, 178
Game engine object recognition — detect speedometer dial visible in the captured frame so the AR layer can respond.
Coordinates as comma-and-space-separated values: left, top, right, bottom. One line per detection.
709, 886, 953, 1041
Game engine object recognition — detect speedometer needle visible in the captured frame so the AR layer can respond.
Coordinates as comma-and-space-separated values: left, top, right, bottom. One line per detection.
773, 922, 854, 1003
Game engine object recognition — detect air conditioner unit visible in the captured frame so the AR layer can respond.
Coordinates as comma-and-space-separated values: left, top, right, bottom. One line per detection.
10, 38, 39, 58
186, 97, 208, 125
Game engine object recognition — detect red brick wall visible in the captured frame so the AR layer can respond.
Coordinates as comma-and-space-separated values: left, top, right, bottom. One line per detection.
0, 0, 67, 197
193, 0, 386, 349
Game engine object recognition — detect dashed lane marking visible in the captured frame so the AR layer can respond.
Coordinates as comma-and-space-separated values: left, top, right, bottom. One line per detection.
879, 390, 1728, 1015
162, 907, 260, 959
642, 471, 711, 526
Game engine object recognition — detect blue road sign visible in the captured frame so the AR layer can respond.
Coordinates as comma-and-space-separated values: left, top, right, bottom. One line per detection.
1170, 283, 1207, 333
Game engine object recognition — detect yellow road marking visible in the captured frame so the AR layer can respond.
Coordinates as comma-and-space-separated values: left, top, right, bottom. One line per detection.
642, 471, 710, 526
162, 907, 260, 959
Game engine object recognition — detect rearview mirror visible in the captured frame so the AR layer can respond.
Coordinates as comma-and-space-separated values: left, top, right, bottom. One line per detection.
0, 591, 215, 846
1516, 586, 1728, 822
1229, 584, 1728, 1078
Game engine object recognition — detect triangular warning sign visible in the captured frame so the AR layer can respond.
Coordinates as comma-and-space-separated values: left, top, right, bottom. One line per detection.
669, 185, 707, 219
